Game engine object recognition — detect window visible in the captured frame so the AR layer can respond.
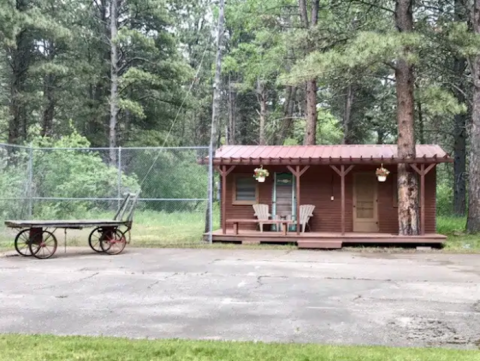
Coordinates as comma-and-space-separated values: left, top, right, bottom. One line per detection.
393, 174, 421, 207
233, 176, 258, 205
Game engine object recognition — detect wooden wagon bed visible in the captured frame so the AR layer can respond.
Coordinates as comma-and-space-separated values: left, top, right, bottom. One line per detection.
5, 219, 129, 229
4, 193, 138, 259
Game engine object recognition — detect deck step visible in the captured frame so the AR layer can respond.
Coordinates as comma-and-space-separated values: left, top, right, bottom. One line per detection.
297, 240, 343, 249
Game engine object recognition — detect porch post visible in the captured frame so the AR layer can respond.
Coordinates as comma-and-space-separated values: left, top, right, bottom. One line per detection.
287, 165, 310, 234
218, 165, 236, 235
420, 164, 425, 236
341, 165, 345, 235
221, 165, 227, 234
411, 163, 435, 235
330, 165, 354, 235
296, 165, 301, 234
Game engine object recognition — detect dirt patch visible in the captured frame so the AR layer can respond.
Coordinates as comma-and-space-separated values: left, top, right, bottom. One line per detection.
390, 316, 470, 346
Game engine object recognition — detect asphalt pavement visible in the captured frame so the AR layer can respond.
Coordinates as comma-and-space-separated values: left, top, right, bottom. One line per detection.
0, 247, 479, 349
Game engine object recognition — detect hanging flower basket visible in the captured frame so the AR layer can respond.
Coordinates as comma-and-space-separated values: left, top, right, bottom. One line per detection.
254, 167, 269, 182
375, 165, 390, 182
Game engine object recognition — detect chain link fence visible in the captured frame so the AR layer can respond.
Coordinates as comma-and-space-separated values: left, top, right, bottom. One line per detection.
0, 143, 216, 250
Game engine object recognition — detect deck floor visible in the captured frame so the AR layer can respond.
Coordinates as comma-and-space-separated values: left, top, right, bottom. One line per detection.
209, 229, 446, 247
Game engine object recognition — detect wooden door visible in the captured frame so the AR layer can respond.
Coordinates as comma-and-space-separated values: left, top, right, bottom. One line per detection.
353, 173, 378, 232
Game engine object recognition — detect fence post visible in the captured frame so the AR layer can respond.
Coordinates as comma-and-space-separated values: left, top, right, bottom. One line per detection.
117, 146, 122, 208
208, 144, 213, 244
28, 143, 33, 219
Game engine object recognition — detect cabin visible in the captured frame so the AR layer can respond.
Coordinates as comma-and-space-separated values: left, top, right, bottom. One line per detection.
208, 144, 452, 249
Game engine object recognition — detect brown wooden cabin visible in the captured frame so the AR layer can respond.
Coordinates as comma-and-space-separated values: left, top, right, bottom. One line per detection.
208, 145, 452, 249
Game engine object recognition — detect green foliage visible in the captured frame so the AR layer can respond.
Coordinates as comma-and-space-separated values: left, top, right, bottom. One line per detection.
28, 130, 140, 218
0, 148, 30, 219
436, 182, 454, 217
126, 149, 208, 212
282, 32, 423, 85
287, 108, 343, 145
417, 86, 467, 117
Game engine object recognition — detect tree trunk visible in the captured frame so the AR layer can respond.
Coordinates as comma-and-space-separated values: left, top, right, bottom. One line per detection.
453, 0, 468, 217
8, 0, 32, 144
377, 129, 385, 144
467, 0, 480, 232
227, 77, 236, 145
204, 0, 225, 233
453, 57, 467, 217
298, 0, 319, 145
41, 73, 55, 137
304, 79, 317, 145
41, 41, 56, 137
277, 86, 297, 144
257, 79, 267, 145
343, 84, 354, 144
395, 0, 419, 235
416, 84, 425, 144
298, 0, 309, 26
86, 0, 109, 147
109, 0, 119, 165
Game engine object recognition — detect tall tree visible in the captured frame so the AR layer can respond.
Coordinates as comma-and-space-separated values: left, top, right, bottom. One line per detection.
5, 0, 34, 144
205, 0, 225, 233
395, 0, 419, 235
298, 0, 319, 145
109, 0, 119, 164
467, 0, 480, 232
452, 0, 468, 216
210, 0, 225, 153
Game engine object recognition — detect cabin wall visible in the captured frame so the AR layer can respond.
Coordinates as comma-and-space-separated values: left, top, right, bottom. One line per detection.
224, 165, 437, 234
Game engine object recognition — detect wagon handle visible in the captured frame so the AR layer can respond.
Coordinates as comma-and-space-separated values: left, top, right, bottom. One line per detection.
114, 193, 134, 221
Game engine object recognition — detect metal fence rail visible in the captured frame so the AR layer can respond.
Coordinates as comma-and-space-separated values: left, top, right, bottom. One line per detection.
0, 144, 214, 249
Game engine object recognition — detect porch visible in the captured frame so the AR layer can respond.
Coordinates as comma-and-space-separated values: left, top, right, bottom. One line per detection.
208, 229, 447, 249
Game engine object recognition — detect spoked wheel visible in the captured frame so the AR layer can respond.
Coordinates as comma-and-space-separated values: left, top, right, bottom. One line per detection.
99, 229, 126, 255
14, 229, 33, 256
88, 227, 111, 253
28, 230, 58, 259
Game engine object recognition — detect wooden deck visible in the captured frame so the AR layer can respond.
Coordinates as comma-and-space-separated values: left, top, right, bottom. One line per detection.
208, 230, 447, 249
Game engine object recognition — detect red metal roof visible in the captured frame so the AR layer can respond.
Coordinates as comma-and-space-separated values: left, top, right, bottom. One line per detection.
213, 145, 451, 165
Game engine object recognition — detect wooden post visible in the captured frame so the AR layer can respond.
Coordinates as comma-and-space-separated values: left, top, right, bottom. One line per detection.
411, 163, 435, 235
341, 165, 345, 235
287, 165, 310, 235
330, 165, 354, 235
420, 164, 425, 236
296, 165, 301, 234
221, 165, 227, 234
218, 165, 236, 234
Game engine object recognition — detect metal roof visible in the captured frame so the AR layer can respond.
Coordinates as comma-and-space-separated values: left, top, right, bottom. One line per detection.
212, 145, 451, 165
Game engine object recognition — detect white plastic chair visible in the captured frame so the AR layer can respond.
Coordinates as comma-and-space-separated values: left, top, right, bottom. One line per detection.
252, 204, 270, 232
299, 205, 315, 233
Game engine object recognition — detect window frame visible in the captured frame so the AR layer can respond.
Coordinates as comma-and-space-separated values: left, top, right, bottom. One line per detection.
232, 174, 259, 205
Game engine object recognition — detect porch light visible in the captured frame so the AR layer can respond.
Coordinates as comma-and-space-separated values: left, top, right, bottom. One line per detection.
375, 164, 390, 182
254, 166, 269, 183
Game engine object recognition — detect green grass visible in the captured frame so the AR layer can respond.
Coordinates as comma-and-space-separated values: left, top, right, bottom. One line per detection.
1, 210, 480, 253
0, 335, 478, 361
437, 216, 480, 252
0, 209, 221, 251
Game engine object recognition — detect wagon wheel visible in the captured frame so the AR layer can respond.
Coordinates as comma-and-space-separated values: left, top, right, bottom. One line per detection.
28, 230, 58, 259
88, 227, 112, 253
14, 229, 33, 256
99, 228, 126, 255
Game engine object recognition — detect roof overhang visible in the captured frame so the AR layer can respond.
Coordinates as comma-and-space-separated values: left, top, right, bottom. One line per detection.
198, 145, 453, 166
199, 155, 452, 166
